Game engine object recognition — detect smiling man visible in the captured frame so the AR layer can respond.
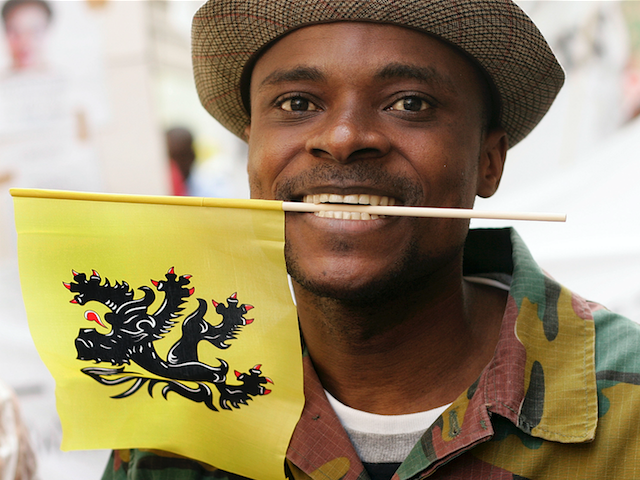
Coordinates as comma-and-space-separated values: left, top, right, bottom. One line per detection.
246, 22, 509, 419
102, 1, 640, 479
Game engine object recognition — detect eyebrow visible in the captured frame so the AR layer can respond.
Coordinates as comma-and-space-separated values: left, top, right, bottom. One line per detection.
256, 63, 455, 93
257, 66, 326, 92
375, 63, 456, 92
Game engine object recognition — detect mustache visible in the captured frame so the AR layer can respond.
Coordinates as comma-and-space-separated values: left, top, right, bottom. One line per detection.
276, 163, 424, 204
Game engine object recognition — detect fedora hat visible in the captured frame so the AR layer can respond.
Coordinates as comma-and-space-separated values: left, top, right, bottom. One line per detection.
192, 0, 564, 147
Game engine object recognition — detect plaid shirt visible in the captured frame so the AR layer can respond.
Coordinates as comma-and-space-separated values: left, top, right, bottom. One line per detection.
102, 228, 640, 479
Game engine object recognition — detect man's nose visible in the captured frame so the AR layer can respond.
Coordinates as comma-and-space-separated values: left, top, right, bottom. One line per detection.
304, 107, 391, 163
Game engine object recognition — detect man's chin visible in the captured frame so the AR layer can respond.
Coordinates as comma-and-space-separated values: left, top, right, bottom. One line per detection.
285, 243, 443, 307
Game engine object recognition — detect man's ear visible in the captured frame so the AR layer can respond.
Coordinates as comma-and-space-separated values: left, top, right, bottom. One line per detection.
476, 128, 508, 198
243, 124, 251, 142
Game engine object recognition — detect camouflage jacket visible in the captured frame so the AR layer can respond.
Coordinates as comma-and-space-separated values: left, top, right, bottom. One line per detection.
102, 228, 640, 479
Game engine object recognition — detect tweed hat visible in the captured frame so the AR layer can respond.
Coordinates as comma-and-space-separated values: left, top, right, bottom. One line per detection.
192, 0, 564, 147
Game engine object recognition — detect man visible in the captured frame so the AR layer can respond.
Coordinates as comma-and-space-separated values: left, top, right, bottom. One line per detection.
103, 0, 640, 479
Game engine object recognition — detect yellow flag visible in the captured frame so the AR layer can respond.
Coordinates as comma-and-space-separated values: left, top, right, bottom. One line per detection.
12, 189, 304, 480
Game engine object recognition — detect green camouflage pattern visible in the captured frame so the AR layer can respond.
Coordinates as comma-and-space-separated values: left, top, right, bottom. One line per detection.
102, 228, 640, 480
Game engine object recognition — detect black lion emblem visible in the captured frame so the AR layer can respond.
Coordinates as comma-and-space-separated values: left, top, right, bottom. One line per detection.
65, 267, 272, 411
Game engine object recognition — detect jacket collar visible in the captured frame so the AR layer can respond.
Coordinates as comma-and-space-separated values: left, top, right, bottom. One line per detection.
286, 354, 367, 480
497, 228, 598, 443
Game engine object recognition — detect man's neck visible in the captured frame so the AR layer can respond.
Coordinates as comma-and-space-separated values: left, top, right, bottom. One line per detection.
294, 274, 506, 415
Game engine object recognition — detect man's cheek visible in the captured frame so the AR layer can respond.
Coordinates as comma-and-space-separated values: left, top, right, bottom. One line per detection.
247, 170, 268, 199
247, 168, 262, 198
246, 154, 269, 199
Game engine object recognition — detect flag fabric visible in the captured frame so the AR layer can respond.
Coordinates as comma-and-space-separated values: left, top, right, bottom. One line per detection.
12, 189, 304, 480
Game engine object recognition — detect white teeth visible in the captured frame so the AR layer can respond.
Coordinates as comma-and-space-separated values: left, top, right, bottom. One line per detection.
302, 194, 398, 206
313, 211, 376, 220
302, 194, 399, 221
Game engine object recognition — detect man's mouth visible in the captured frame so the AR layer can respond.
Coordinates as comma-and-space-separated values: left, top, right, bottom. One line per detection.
302, 194, 399, 220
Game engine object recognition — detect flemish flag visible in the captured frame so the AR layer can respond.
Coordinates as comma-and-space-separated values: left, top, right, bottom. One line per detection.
12, 189, 304, 480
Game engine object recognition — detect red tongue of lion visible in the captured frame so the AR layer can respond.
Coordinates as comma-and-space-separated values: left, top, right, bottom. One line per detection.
85, 310, 106, 328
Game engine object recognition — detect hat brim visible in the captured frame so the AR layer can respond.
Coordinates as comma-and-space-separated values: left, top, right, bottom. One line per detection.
192, 0, 564, 147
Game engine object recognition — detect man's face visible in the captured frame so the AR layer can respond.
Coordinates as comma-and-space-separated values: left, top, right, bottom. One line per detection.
4, 3, 50, 70
246, 22, 505, 302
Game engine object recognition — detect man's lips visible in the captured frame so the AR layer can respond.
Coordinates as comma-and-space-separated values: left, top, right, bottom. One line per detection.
301, 193, 400, 221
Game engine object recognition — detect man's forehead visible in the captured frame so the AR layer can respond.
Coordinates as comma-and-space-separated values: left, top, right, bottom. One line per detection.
250, 22, 468, 91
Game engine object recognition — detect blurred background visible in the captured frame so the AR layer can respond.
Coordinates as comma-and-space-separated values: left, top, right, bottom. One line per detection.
0, 0, 638, 478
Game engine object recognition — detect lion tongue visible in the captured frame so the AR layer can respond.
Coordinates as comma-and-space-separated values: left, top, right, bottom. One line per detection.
85, 310, 106, 328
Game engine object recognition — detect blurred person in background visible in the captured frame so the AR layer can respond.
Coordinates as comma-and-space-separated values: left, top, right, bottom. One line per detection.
187, 139, 251, 199
166, 127, 196, 196
0, 0, 52, 203
0, 0, 103, 189
0, 380, 36, 480
0, 0, 104, 259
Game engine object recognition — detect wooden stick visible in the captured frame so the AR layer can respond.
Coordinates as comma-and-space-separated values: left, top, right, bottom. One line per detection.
10, 189, 565, 222
282, 202, 566, 222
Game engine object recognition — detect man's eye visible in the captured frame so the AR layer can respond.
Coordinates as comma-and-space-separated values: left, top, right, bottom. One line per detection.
390, 96, 428, 112
279, 97, 319, 112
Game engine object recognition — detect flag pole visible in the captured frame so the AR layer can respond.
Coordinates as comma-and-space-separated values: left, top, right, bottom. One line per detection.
281, 202, 566, 222
10, 189, 566, 222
